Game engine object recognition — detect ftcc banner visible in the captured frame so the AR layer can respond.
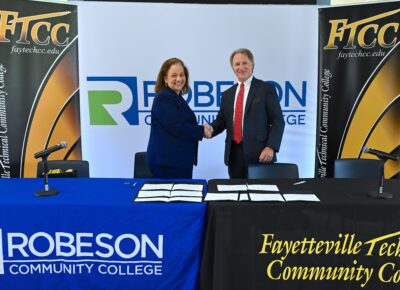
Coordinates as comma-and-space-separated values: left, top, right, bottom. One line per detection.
317, 1, 400, 178
0, 0, 81, 177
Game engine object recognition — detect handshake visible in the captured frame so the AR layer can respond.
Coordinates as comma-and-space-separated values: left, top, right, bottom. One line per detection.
203, 123, 213, 139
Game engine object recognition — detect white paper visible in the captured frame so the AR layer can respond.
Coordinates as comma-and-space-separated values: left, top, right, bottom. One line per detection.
141, 183, 174, 190
134, 197, 170, 202
137, 190, 171, 198
169, 196, 203, 202
249, 193, 285, 202
171, 190, 203, 197
283, 193, 320, 202
217, 184, 247, 191
172, 183, 203, 191
204, 192, 238, 201
247, 184, 279, 192
239, 193, 249, 201
135, 196, 203, 203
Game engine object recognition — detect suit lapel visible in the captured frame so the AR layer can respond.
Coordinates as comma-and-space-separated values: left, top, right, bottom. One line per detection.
177, 94, 197, 123
244, 78, 258, 116
227, 84, 238, 127
165, 88, 197, 124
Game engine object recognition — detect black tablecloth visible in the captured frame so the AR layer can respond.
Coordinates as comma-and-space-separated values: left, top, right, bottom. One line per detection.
200, 178, 400, 290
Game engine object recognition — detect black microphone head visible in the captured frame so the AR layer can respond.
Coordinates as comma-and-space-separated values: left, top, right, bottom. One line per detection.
60, 141, 68, 148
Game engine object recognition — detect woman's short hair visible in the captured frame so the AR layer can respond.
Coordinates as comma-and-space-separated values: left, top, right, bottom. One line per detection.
229, 48, 254, 66
155, 58, 190, 95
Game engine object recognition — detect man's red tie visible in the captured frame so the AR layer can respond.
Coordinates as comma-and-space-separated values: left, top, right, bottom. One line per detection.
233, 82, 244, 144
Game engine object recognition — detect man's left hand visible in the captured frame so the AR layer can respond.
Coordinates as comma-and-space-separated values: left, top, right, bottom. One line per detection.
259, 147, 274, 163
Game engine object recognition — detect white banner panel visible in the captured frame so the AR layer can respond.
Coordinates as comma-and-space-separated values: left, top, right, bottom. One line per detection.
77, 2, 318, 179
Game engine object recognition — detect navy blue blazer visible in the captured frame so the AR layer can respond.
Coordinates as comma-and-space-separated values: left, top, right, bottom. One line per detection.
211, 77, 285, 165
147, 88, 204, 169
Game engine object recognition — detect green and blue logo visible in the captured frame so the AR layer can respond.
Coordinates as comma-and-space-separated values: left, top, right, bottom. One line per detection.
87, 77, 139, 125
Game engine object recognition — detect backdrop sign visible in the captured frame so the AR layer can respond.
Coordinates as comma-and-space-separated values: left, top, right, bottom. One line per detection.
78, 2, 318, 179
317, 2, 400, 178
0, 0, 81, 178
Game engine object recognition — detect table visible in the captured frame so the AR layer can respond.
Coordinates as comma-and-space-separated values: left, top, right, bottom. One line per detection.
199, 178, 400, 290
0, 178, 207, 290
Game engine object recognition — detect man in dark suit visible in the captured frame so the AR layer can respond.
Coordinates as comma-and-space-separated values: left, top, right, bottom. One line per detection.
208, 48, 285, 178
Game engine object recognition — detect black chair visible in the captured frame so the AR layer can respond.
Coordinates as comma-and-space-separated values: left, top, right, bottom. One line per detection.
134, 152, 153, 178
37, 160, 90, 178
247, 163, 299, 179
334, 158, 382, 179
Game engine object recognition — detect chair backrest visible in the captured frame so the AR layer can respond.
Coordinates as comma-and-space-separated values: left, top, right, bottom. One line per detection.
334, 158, 382, 179
247, 163, 299, 179
37, 160, 90, 178
134, 152, 153, 178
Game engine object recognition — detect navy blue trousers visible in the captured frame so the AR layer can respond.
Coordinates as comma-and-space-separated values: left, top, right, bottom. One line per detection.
149, 164, 193, 179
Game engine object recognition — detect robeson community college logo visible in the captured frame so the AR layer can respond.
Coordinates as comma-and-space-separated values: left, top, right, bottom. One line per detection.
87, 77, 140, 125
0, 228, 164, 276
87, 76, 309, 126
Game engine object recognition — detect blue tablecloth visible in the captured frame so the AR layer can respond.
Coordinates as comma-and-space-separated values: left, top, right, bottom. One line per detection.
0, 178, 207, 290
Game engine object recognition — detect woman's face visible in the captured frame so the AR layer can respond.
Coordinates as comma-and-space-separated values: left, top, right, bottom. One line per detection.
165, 64, 186, 94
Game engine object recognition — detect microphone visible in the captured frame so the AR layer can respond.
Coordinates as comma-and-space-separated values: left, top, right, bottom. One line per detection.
34, 141, 68, 159
363, 146, 399, 161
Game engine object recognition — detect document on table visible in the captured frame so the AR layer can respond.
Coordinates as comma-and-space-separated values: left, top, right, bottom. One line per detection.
170, 190, 203, 197
137, 190, 171, 198
141, 183, 174, 191
135, 196, 203, 203
204, 192, 239, 201
248, 193, 285, 202
247, 184, 279, 192
135, 182, 204, 202
217, 184, 248, 192
239, 193, 250, 201
172, 183, 203, 191
283, 192, 320, 202
217, 183, 279, 192
209, 182, 282, 202
204, 192, 285, 202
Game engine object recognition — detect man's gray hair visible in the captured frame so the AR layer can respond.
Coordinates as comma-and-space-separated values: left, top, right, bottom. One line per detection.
230, 48, 254, 66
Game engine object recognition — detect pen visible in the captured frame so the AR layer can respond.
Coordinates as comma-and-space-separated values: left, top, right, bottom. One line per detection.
293, 181, 306, 185
124, 181, 137, 187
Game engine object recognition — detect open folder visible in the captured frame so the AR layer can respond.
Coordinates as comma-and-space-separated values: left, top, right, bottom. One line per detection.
205, 182, 320, 202
134, 182, 204, 202
205, 192, 285, 202
205, 183, 283, 202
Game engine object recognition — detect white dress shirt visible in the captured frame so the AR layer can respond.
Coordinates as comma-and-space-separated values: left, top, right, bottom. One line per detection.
233, 75, 253, 127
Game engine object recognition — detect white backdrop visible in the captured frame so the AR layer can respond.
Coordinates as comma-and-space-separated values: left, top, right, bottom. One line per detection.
77, 2, 318, 179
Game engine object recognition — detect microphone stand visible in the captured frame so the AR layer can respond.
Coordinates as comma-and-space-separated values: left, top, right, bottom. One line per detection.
367, 158, 392, 199
36, 155, 59, 197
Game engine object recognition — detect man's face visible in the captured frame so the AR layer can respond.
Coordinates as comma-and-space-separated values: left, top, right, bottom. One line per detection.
231, 53, 253, 83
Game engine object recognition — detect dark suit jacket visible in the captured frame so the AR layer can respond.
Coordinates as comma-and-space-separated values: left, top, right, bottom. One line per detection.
211, 77, 285, 165
147, 87, 203, 169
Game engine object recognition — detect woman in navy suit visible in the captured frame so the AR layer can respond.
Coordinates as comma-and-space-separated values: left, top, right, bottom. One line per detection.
146, 58, 210, 179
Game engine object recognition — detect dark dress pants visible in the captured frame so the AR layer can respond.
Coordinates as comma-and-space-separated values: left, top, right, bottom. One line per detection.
228, 141, 248, 179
